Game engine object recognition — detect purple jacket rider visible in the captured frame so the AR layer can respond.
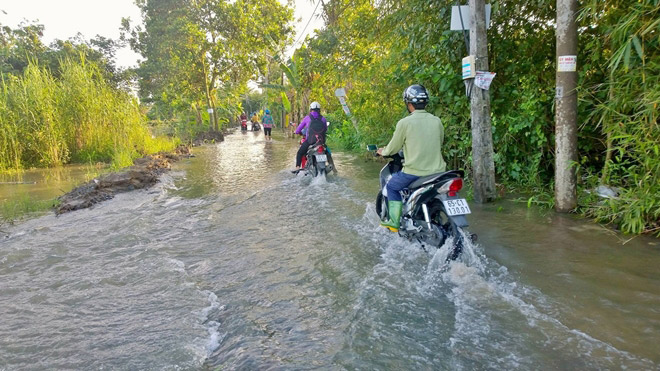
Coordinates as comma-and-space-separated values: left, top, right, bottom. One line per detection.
295, 111, 327, 140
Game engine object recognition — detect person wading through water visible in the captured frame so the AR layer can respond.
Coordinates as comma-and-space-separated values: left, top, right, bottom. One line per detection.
262, 109, 274, 140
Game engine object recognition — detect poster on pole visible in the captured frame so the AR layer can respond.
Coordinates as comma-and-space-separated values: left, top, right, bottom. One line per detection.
474, 71, 496, 90
557, 55, 577, 72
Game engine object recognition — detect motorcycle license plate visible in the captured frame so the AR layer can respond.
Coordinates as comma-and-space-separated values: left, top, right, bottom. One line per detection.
442, 199, 471, 216
315, 154, 327, 162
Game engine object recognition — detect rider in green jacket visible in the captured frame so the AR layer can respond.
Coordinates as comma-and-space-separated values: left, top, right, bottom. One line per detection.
377, 84, 446, 232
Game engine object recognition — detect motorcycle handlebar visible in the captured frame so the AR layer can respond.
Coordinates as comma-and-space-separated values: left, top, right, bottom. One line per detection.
367, 146, 399, 159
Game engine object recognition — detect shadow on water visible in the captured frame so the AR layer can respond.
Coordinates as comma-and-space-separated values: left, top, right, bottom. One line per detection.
0, 128, 658, 369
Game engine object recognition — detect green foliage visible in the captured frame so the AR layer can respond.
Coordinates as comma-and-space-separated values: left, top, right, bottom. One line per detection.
1, 21, 129, 88
0, 22, 48, 76
281, 92, 291, 112
0, 58, 176, 171
579, 0, 660, 236
325, 113, 362, 151
124, 0, 293, 132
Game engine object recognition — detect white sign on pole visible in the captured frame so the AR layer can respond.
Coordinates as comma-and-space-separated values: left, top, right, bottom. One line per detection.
474, 71, 496, 90
338, 95, 351, 115
450, 5, 491, 31
334, 88, 346, 97
207, 108, 214, 113
557, 55, 577, 72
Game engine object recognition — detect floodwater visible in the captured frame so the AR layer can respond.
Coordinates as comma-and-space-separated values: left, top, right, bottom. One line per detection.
1, 129, 658, 370
0, 163, 106, 218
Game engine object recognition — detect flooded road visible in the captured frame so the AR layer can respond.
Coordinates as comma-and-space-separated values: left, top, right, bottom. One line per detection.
1, 129, 659, 369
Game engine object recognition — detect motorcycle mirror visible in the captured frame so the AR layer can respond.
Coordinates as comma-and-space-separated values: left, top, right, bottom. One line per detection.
366, 144, 378, 151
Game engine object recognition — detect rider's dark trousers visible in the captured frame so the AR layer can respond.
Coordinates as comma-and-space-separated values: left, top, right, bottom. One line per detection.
386, 171, 420, 201
296, 142, 311, 167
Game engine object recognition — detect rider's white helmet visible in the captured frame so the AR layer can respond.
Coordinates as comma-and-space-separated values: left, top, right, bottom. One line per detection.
309, 101, 321, 111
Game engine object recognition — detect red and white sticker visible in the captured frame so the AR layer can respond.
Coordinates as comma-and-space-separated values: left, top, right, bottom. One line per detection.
558, 55, 577, 72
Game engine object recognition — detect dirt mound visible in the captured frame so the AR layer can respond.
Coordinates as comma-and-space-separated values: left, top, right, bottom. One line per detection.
56, 147, 192, 215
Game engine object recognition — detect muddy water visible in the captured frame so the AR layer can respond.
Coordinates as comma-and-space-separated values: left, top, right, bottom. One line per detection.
0, 129, 658, 370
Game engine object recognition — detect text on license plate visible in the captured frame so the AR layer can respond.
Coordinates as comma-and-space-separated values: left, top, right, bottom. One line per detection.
315, 154, 327, 162
442, 199, 471, 216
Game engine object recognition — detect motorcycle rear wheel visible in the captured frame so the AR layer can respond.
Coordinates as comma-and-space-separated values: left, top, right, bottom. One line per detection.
428, 200, 464, 261
306, 157, 318, 177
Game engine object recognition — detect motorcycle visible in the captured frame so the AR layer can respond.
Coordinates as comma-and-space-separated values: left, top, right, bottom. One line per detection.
252, 122, 261, 131
370, 145, 474, 261
241, 120, 248, 131
298, 137, 333, 178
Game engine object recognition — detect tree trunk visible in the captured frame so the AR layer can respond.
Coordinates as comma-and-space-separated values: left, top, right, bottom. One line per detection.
204, 93, 214, 131
281, 71, 285, 130
202, 69, 214, 131
555, 0, 578, 212
195, 107, 203, 127
210, 95, 219, 131
469, 0, 497, 203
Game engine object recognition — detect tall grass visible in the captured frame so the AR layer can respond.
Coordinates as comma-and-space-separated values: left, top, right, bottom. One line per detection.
580, 0, 660, 236
0, 57, 177, 172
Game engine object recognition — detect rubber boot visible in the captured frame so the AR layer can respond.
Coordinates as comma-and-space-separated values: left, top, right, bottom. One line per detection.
380, 201, 403, 232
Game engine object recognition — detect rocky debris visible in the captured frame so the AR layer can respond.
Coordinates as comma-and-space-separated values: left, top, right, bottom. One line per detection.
192, 130, 224, 146
55, 147, 192, 215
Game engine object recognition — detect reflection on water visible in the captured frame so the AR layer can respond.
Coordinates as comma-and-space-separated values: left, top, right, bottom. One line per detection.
172, 131, 297, 199
0, 163, 106, 204
0, 128, 658, 369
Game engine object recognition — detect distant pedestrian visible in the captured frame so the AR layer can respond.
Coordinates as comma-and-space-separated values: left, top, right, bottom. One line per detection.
262, 109, 274, 140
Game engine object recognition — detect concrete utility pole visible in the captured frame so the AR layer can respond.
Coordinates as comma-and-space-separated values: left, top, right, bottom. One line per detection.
469, 0, 496, 203
554, 0, 578, 212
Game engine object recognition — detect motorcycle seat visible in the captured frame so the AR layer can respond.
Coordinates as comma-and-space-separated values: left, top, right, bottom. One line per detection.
407, 170, 464, 190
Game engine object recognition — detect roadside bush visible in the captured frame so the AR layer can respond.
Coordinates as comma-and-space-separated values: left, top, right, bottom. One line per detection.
0, 58, 177, 171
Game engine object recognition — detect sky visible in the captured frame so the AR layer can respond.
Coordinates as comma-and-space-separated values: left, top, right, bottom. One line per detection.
0, 0, 324, 68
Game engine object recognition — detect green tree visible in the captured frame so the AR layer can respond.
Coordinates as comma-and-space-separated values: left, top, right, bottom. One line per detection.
123, 0, 293, 135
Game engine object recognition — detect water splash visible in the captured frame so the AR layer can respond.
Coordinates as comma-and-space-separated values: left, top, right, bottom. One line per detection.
199, 291, 225, 356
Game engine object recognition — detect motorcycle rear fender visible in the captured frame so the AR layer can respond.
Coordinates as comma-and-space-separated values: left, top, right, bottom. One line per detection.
448, 214, 469, 227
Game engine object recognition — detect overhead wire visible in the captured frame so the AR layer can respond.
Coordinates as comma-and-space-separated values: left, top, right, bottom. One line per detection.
291, 0, 322, 49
